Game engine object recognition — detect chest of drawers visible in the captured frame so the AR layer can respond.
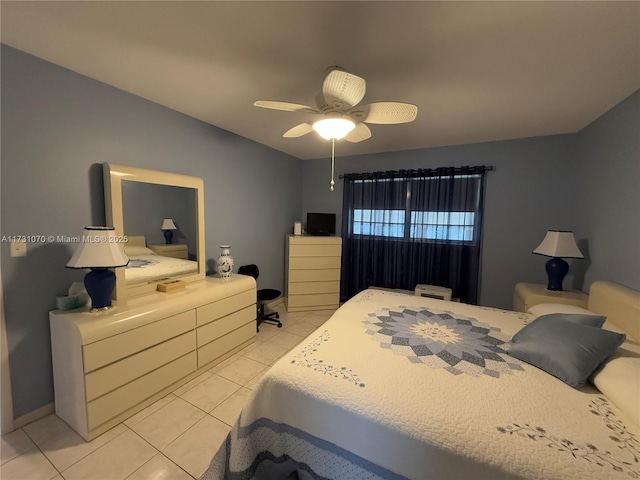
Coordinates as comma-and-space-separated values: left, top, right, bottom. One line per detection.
50, 275, 255, 440
285, 235, 342, 312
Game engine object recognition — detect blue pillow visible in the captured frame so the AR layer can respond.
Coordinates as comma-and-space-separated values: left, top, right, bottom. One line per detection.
508, 315, 625, 388
516, 313, 606, 338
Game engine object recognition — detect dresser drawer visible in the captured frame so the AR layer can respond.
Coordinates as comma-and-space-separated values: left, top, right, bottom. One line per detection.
85, 331, 196, 401
287, 293, 340, 309
289, 236, 342, 246
288, 281, 339, 295
289, 256, 341, 270
87, 351, 196, 431
197, 322, 255, 367
83, 310, 196, 373
197, 305, 255, 348
289, 244, 342, 257
196, 289, 255, 327
288, 269, 340, 283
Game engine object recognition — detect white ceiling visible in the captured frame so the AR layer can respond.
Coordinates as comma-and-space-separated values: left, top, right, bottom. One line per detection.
2, 1, 639, 160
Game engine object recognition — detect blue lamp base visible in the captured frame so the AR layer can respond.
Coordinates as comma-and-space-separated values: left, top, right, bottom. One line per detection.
84, 268, 116, 311
545, 257, 569, 291
163, 230, 173, 245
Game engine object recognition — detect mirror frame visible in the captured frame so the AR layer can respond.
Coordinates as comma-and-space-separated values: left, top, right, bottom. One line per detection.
103, 162, 205, 299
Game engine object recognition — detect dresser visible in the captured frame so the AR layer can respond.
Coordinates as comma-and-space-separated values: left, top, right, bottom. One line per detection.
50, 275, 256, 440
513, 282, 589, 313
285, 235, 342, 312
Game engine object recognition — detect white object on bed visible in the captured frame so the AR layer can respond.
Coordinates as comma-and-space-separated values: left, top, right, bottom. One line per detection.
527, 303, 595, 316
203, 283, 640, 480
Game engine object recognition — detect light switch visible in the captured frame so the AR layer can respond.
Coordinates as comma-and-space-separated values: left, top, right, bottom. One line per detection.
10, 239, 27, 257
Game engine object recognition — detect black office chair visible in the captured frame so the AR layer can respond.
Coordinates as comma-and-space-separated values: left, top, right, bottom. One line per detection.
237, 264, 282, 331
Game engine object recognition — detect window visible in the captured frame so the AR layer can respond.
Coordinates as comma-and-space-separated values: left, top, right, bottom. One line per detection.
341, 166, 489, 304
350, 176, 481, 243
410, 211, 475, 241
353, 209, 405, 237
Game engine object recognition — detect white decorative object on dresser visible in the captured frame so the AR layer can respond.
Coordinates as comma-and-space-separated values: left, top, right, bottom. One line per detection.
285, 235, 342, 312
147, 243, 189, 259
50, 275, 256, 441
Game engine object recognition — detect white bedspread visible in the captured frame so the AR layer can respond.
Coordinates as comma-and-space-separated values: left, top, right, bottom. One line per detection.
125, 254, 198, 285
202, 289, 640, 480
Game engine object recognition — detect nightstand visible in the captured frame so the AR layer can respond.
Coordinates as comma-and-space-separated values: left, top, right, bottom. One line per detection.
513, 282, 588, 313
148, 243, 188, 259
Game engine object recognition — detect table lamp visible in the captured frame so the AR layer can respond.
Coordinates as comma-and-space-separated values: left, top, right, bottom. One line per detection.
66, 226, 129, 311
161, 218, 177, 244
533, 230, 583, 291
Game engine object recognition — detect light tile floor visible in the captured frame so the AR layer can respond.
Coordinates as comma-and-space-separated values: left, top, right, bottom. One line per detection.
1, 305, 335, 480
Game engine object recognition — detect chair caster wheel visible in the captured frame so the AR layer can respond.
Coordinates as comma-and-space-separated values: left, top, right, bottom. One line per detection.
277, 322, 282, 328
275, 313, 280, 319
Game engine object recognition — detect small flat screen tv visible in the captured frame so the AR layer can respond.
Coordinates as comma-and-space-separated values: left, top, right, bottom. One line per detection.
306, 213, 336, 236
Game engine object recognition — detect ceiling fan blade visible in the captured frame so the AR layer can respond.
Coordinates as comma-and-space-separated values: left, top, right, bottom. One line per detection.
344, 123, 372, 143
254, 100, 315, 112
358, 102, 418, 124
283, 123, 314, 138
322, 69, 366, 109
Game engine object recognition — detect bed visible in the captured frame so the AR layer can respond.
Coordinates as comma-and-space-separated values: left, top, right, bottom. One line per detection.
123, 235, 198, 285
202, 281, 640, 480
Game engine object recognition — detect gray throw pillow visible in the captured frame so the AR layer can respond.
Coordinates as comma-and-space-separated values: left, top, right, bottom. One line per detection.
508, 316, 625, 388
515, 313, 606, 341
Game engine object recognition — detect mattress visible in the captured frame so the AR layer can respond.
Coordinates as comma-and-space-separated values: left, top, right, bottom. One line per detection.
202, 288, 640, 480
124, 254, 198, 285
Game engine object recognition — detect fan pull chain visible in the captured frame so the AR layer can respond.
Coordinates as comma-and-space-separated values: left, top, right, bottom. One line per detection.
330, 138, 336, 191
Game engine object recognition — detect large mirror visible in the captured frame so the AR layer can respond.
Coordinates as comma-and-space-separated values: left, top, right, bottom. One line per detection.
103, 163, 205, 299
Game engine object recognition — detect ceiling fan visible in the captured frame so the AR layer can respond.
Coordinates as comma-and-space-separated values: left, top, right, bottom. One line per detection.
254, 67, 418, 190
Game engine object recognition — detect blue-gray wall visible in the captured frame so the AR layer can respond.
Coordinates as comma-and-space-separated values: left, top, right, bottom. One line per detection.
1, 45, 302, 418
2, 43, 638, 420
302, 91, 640, 309
573, 90, 640, 290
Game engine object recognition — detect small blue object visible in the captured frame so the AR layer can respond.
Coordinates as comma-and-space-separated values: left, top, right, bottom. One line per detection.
84, 268, 116, 309
163, 230, 173, 245
545, 257, 569, 291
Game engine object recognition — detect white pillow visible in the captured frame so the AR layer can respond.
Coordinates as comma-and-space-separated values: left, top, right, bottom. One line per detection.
527, 303, 595, 316
591, 350, 640, 427
123, 245, 157, 256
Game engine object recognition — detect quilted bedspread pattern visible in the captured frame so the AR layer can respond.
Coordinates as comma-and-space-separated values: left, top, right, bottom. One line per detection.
202, 289, 640, 480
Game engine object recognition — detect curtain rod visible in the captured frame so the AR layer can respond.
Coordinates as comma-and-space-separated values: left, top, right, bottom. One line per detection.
338, 165, 495, 180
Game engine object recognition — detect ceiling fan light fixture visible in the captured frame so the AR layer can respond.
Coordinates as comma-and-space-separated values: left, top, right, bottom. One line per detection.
312, 118, 355, 140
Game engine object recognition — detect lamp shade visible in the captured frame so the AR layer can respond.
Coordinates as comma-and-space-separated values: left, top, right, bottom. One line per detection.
533, 230, 583, 259
66, 227, 129, 268
313, 118, 355, 140
161, 218, 177, 230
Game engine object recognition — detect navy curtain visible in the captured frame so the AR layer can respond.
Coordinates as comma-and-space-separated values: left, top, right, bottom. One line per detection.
340, 166, 488, 304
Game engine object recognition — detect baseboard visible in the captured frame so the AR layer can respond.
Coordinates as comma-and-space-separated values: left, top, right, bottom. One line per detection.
266, 297, 284, 309
14, 402, 55, 429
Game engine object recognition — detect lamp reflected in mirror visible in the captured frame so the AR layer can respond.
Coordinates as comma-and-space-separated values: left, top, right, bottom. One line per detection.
161, 218, 177, 244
